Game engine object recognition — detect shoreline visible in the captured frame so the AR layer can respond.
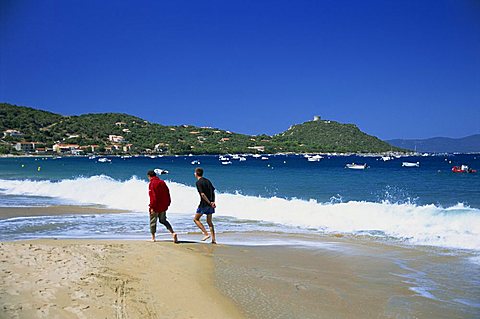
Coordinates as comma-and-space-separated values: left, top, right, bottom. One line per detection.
0, 205, 128, 220
1, 237, 478, 318
1, 151, 429, 159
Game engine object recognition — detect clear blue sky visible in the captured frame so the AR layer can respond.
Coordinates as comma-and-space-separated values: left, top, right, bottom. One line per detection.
1, 0, 479, 139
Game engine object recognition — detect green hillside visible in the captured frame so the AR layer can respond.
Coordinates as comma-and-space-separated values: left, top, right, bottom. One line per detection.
0, 103, 402, 154
272, 120, 398, 153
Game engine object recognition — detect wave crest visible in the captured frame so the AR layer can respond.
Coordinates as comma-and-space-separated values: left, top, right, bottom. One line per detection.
1, 176, 479, 250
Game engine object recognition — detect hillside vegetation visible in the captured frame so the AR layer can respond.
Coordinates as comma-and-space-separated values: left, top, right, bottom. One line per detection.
1, 103, 401, 154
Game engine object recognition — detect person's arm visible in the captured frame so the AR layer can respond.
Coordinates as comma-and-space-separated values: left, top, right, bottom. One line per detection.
200, 192, 214, 206
165, 184, 171, 207
197, 181, 215, 207
149, 182, 156, 213
210, 183, 216, 208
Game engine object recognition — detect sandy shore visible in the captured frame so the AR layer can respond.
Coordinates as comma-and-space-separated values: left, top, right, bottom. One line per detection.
0, 206, 128, 220
0, 240, 243, 319
1, 237, 478, 319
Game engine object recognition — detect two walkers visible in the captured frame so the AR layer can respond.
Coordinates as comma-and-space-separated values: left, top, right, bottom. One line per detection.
147, 167, 216, 244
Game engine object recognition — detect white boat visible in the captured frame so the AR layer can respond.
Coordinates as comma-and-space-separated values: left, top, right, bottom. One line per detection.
381, 156, 392, 161
261, 156, 269, 160
121, 155, 132, 159
191, 160, 200, 165
97, 157, 111, 163
402, 162, 419, 167
154, 168, 169, 175
88, 155, 96, 160
239, 157, 247, 161
307, 155, 323, 162
219, 156, 230, 161
252, 154, 262, 158
221, 161, 232, 165
346, 163, 367, 170
231, 154, 241, 160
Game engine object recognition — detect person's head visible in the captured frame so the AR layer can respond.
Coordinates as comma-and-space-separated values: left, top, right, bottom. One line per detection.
194, 167, 203, 179
147, 170, 156, 180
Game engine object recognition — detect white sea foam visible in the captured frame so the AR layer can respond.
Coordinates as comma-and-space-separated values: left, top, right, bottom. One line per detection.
0, 176, 479, 250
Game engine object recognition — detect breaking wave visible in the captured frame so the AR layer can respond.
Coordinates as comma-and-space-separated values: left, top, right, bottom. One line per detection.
0, 175, 479, 250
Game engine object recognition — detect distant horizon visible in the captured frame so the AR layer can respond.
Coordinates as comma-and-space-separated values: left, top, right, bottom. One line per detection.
1, 1, 479, 140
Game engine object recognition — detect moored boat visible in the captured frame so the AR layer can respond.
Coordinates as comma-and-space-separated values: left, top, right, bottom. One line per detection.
346, 163, 367, 170
452, 165, 476, 173
154, 168, 169, 175
402, 162, 419, 167
307, 155, 323, 162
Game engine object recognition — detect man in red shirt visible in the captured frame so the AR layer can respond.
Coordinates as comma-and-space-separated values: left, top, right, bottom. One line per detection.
147, 170, 178, 243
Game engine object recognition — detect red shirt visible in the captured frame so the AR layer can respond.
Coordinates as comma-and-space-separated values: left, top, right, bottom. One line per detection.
148, 176, 171, 212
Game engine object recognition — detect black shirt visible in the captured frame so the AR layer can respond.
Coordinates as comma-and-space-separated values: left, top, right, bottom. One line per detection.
196, 177, 215, 208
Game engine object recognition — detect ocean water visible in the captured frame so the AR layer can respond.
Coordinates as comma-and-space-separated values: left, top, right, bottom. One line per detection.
0, 154, 479, 251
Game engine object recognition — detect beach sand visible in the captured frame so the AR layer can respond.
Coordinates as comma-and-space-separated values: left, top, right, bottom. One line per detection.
0, 205, 477, 319
0, 240, 243, 319
1, 237, 478, 319
0, 206, 127, 220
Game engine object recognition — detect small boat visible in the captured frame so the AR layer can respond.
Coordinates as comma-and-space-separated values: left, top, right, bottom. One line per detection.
191, 160, 201, 165
381, 156, 392, 161
402, 162, 419, 167
219, 156, 230, 161
252, 154, 262, 158
154, 168, 169, 175
221, 161, 232, 165
97, 157, 111, 163
307, 155, 323, 162
121, 155, 132, 159
261, 156, 269, 160
148, 155, 157, 159
231, 154, 241, 160
346, 163, 367, 170
239, 157, 247, 161
88, 155, 96, 160
452, 165, 476, 173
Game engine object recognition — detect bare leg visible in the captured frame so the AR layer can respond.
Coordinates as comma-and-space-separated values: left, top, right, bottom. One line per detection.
159, 212, 178, 243
150, 213, 157, 242
194, 213, 210, 240
206, 214, 216, 244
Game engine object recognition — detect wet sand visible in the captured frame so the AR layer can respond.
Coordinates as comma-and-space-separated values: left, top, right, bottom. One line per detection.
0, 203, 478, 318
1, 237, 478, 319
214, 238, 480, 319
0, 206, 127, 220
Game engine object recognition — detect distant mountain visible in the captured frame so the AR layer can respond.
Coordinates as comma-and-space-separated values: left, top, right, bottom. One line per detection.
387, 135, 480, 153
1, 103, 403, 154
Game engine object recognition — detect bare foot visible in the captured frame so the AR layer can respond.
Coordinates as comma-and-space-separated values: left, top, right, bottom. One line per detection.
211, 241, 217, 245
172, 233, 178, 244
201, 234, 211, 242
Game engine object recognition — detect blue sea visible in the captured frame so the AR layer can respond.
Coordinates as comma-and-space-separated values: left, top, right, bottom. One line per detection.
0, 154, 479, 251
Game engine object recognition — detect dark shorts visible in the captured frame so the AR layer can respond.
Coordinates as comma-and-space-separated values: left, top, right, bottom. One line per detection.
196, 206, 215, 215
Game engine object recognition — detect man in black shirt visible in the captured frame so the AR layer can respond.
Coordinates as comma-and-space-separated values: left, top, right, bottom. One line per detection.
193, 167, 216, 244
